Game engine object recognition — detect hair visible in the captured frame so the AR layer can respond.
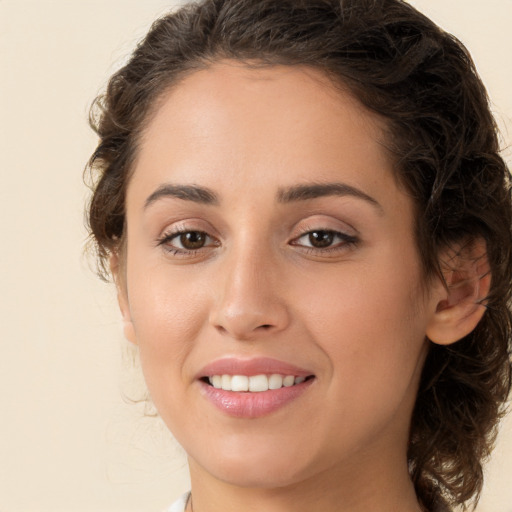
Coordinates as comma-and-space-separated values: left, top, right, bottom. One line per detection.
85, 0, 512, 510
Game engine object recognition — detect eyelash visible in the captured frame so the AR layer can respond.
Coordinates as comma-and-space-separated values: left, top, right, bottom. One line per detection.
156, 229, 219, 257
156, 228, 359, 258
290, 229, 359, 255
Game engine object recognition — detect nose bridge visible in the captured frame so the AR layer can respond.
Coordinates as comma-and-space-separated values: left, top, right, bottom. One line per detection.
210, 235, 289, 339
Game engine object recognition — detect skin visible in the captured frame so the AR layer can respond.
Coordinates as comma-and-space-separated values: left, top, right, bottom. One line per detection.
114, 62, 485, 512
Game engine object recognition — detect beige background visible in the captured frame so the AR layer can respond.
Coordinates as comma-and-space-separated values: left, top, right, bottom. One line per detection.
0, 1, 511, 511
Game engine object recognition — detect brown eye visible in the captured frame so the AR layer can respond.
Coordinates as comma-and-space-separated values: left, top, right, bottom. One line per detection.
157, 229, 219, 256
290, 229, 358, 254
178, 231, 208, 250
308, 231, 335, 248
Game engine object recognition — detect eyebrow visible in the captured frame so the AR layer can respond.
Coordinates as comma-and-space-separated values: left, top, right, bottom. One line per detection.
144, 181, 382, 212
277, 182, 382, 211
144, 184, 219, 209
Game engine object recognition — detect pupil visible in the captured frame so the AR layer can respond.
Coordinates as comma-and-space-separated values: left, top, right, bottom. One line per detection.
180, 231, 206, 249
309, 231, 334, 248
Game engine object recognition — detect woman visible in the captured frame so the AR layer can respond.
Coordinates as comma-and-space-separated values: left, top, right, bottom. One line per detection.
85, 1, 512, 511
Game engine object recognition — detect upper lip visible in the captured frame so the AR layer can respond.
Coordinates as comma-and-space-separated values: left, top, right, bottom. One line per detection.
197, 357, 314, 379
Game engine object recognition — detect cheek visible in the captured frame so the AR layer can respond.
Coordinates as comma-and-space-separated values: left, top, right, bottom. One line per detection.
299, 281, 427, 450
300, 248, 428, 391
128, 257, 208, 335
124, 263, 211, 398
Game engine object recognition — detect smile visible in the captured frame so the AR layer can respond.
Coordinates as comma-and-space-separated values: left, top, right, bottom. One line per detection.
206, 374, 310, 392
197, 358, 315, 418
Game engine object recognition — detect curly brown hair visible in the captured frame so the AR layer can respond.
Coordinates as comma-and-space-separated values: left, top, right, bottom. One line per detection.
85, 0, 512, 509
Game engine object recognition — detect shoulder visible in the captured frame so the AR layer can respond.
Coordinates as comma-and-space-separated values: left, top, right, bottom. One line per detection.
162, 492, 190, 512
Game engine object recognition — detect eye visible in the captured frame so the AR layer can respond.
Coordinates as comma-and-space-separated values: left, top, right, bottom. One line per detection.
291, 229, 358, 251
157, 229, 218, 254
304, 230, 336, 248
175, 231, 209, 250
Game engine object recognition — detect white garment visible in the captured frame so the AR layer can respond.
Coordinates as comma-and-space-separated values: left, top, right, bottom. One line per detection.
164, 492, 190, 512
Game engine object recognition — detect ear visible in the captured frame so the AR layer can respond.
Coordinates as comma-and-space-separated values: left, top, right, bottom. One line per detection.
109, 252, 137, 345
426, 238, 491, 346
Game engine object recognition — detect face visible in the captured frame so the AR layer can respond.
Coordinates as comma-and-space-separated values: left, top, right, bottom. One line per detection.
118, 62, 442, 489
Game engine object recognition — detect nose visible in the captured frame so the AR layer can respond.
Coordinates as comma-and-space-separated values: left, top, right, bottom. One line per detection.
209, 245, 290, 341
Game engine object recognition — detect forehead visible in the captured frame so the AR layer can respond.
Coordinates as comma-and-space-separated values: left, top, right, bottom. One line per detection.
130, 61, 400, 210
140, 61, 386, 150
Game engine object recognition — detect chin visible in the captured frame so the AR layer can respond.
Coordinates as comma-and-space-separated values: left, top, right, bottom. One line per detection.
186, 433, 328, 490
202, 457, 311, 489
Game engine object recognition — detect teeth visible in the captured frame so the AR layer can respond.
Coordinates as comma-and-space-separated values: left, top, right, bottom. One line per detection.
221, 374, 231, 391
207, 374, 308, 392
283, 375, 295, 387
231, 375, 249, 392
268, 374, 283, 390
249, 374, 268, 392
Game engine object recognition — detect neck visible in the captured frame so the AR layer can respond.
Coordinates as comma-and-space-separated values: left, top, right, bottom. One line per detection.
187, 450, 423, 512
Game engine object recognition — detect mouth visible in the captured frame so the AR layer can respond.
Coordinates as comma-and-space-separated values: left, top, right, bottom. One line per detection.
197, 358, 316, 418
201, 373, 315, 392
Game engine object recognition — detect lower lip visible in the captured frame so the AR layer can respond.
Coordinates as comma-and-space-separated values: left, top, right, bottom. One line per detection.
199, 379, 314, 418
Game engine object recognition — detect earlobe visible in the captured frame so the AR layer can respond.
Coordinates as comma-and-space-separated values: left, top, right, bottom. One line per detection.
109, 253, 137, 345
426, 239, 491, 346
